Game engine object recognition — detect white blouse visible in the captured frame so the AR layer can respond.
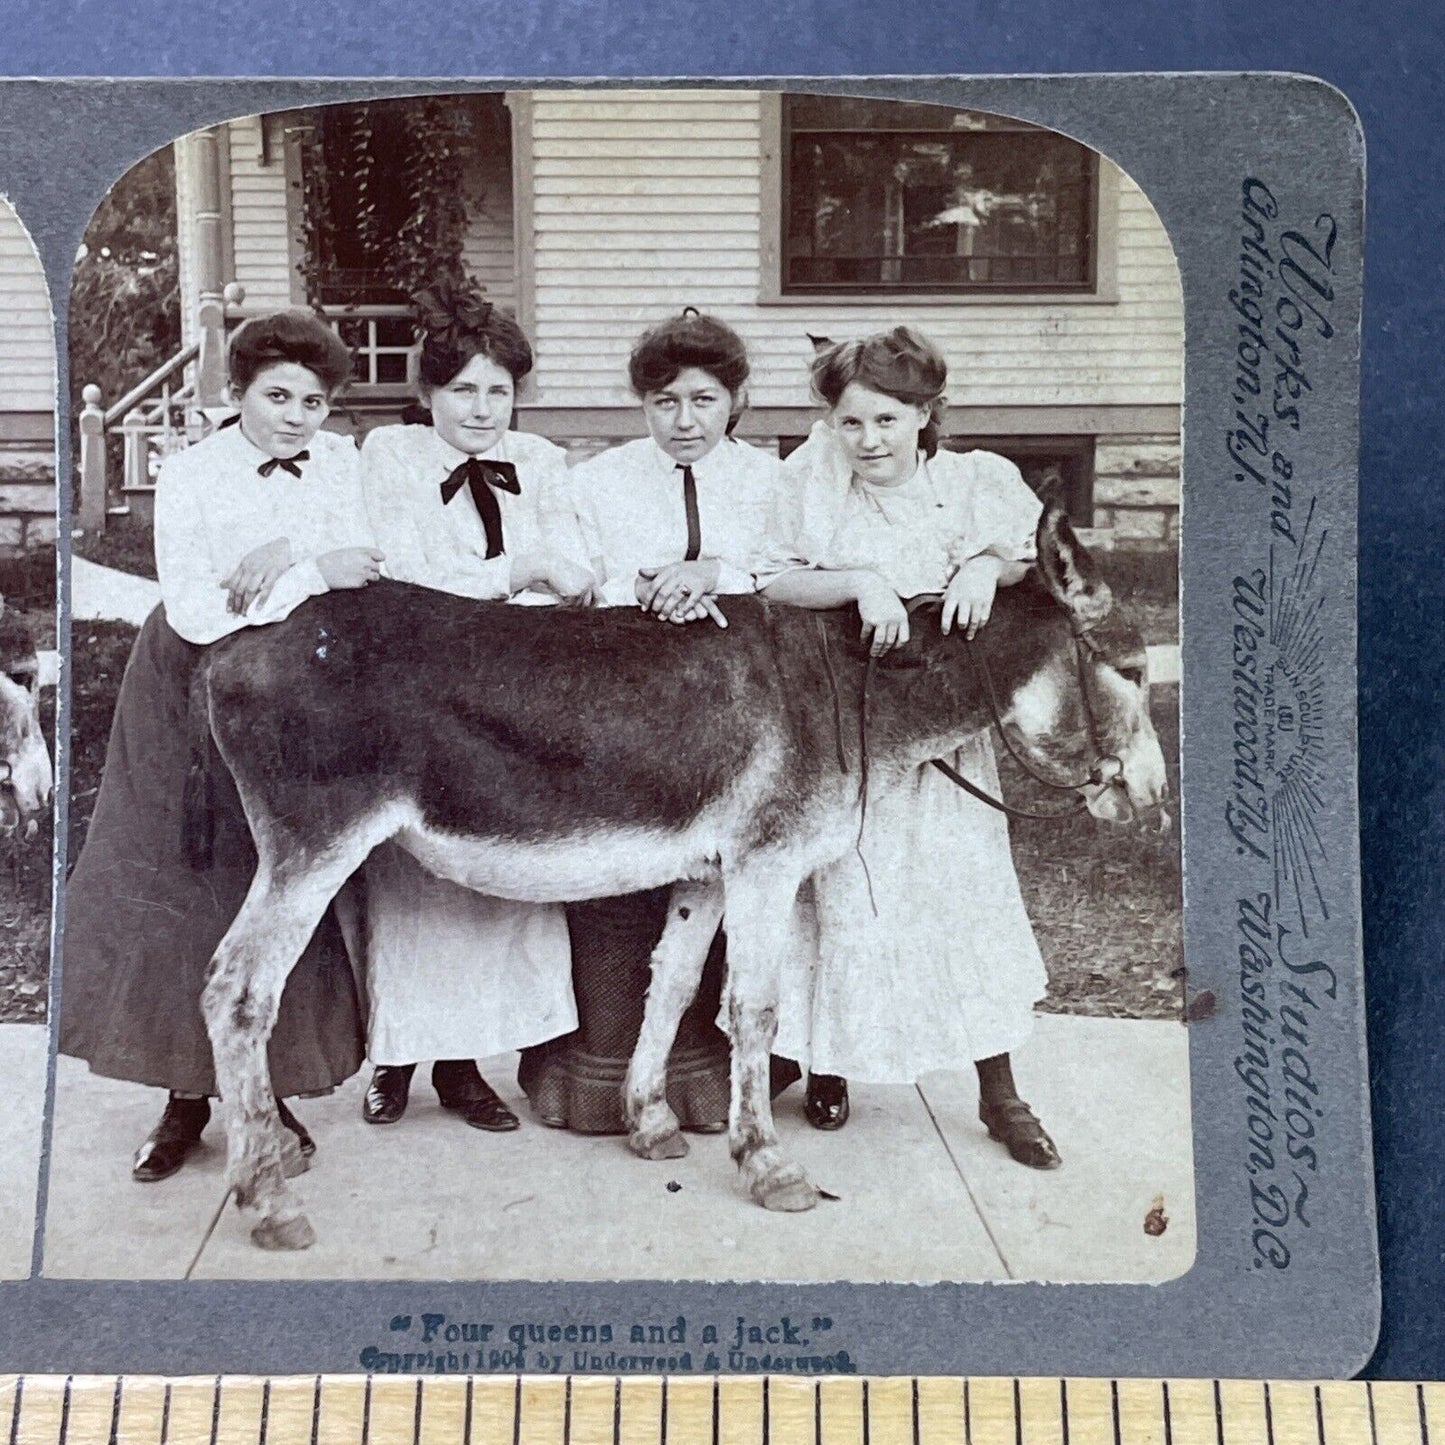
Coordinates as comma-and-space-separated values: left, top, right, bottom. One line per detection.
360, 424, 588, 601
569, 435, 783, 607
760, 420, 1042, 594
154, 423, 376, 646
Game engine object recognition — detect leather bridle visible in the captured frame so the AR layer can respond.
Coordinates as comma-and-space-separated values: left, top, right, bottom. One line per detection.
932, 616, 1128, 822
831, 595, 1132, 825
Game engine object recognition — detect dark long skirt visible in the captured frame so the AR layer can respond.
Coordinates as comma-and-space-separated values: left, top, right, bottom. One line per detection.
518, 891, 800, 1134
59, 607, 365, 1098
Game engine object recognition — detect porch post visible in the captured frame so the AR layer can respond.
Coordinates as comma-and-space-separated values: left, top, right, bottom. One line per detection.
192, 125, 229, 407
77, 385, 106, 535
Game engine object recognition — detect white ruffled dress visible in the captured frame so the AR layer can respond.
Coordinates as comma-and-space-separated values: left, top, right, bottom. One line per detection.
764, 423, 1050, 1081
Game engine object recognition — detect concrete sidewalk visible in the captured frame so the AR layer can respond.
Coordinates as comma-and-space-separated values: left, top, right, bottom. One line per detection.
0, 1023, 48, 1278
40, 1014, 1195, 1283
71, 556, 160, 628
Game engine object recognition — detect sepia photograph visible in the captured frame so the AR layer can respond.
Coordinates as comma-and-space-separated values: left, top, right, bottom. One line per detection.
44, 86, 1189, 1284
0, 193, 58, 1279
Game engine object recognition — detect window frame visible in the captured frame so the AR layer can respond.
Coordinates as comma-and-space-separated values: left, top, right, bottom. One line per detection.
759, 93, 1121, 307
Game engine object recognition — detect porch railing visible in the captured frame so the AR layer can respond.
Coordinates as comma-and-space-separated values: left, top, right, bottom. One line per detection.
77, 282, 248, 535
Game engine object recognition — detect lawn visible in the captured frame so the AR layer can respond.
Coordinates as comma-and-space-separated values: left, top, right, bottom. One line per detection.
64, 542, 1181, 1023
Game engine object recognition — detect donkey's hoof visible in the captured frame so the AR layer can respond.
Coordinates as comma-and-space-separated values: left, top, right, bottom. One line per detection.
747, 1161, 819, 1213
628, 1127, 689, 1161
757, 1176, 820, 1213
251, 1213, 317, 1251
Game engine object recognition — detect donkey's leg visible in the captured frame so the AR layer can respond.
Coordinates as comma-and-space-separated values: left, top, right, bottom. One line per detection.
723, 866, 818, 1213
202, 842, 367, 1252
624, 879, 724, 1161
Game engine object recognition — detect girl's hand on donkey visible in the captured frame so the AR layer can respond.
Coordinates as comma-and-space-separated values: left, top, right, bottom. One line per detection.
942, 555, 1003, 640
222, 537, 293, 615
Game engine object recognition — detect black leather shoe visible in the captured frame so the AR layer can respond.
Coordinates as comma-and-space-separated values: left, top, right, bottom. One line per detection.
132, 1096, 210, 1182
363, 1064, 416, 1125
276, 1099, 316, 1157
804, 1073, 850, 1130
979, 1097, 1062, 1169
433, 1060, 521, 1132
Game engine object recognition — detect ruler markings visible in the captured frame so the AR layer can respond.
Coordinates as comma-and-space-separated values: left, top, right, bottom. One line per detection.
106, 1377, 121, 1445
9, 1379, 1445, 1445
6, 1377, 21, 1445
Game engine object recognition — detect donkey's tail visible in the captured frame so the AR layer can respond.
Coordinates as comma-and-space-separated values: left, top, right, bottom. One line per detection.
181, 664, 217, 871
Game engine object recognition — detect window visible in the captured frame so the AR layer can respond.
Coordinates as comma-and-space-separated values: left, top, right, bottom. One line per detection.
782, 96, 1098, 296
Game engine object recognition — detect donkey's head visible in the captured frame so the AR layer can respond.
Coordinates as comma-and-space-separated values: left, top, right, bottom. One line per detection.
1002, 507, 1170, 829
0, 604, 51, 839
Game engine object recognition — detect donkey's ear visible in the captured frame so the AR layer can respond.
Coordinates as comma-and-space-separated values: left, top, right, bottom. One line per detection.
1036, 505, 1113, 628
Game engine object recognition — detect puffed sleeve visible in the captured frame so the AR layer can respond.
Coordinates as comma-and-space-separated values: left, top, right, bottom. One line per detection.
154, 449, 327, 645
360, 428, 433, 585
752, 421, 851, 587
948, 450, 1044, 569
531, 441, 593, 572
314, 431, 379, 552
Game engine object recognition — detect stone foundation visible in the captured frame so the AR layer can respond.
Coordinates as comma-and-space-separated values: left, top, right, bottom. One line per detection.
0, 449, 57, 554
1091, 435, 1180, 550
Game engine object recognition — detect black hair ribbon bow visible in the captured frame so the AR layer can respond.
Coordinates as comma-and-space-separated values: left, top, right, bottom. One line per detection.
257, 451, 309, 478
440, 457, 520, 559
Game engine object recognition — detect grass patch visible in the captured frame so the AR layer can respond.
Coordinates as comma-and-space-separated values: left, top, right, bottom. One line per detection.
1008, 685, 1182, 1020
73, 516, 157, 581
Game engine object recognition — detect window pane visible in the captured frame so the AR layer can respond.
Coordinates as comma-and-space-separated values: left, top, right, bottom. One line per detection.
785, 116, 1095, 293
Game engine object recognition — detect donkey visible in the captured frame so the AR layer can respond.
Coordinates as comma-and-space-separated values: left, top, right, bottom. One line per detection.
193, 507, 1167, 1249
0, 600, 52, 839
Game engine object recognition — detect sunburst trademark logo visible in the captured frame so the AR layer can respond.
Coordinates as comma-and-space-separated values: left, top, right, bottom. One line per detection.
1228, 501, 1330, 936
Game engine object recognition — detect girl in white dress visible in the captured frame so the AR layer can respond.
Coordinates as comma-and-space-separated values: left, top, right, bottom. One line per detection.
759, 326, 1061, 1168
357, 282, 587, 1133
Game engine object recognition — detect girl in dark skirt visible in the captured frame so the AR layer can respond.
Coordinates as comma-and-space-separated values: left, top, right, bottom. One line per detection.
60, 311, 386, 1182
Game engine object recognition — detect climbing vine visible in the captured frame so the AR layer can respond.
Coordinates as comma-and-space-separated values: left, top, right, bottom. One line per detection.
289, 95, 490, 310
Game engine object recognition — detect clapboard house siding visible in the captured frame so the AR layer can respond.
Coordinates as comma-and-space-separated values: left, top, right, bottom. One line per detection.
0, 198, 55, 550
527, 90, 1183, 416
0, 201, 55, 415
228, 116, 294, 312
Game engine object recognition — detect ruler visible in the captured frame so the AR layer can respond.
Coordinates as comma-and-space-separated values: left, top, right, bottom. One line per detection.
1, 1378, 1441, 1445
